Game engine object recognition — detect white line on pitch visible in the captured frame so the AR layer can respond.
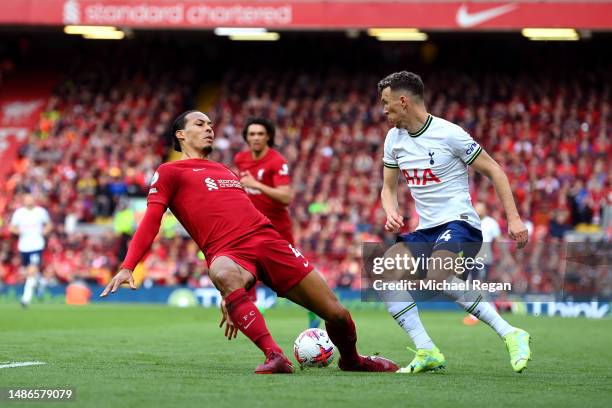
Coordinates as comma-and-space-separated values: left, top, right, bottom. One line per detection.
0, 361, 46, 369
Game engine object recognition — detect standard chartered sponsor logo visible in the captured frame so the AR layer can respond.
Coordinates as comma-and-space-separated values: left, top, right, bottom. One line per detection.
217, 179, 242, 188
204, 177, 242, 191
80, 3, 292, 26
205, 177, 219, 191
63, 0, 81, 24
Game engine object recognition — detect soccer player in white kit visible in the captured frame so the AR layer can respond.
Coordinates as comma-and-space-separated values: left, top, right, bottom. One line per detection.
10, 194, 52, 307
378, 71, 531, 373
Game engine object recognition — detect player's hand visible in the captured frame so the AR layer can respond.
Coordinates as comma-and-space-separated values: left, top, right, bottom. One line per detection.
384, 212, 404, 233
508, 218, 528, 249
99, 268, 137, 297
240, 171, 260, 189
219, 299, 238, 340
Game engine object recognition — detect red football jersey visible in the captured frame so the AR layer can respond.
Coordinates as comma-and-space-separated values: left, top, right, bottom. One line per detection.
147, 159, 273, 259
234, 148, 294, 244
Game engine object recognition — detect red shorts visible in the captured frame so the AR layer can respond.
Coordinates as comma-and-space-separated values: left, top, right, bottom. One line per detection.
267, 215, 295, 245
211, 226, 313, 296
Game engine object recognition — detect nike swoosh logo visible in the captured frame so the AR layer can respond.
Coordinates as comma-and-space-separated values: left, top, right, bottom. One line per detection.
456, 3, 517, 28
243, 318, 256, 330
192, 168, 205, 172
303, 261, 309, 268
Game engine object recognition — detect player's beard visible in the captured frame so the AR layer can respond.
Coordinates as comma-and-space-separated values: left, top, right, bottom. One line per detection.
202, 145, 213, 155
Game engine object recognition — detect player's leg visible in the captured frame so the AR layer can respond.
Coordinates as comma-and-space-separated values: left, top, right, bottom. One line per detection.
208, 256, 292, 373
284, 270, 398, 372
462, 254, 488, 325
429, 248, 515, 336
427, 222, 531, 372
378, 239, 446, 374
20, 252, 38, 307
380, 239, 436, 351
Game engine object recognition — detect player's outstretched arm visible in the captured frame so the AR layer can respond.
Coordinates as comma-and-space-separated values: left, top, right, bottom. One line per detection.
470, 150, 528, 248
100, 268, 136, 297
99, 202, 166, 297
381, 166, 404, 232
240, 171, 294, 204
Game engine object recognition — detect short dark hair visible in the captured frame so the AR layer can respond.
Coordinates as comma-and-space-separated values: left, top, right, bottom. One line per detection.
377, 71, 425, 99
242, 117, 275, 147
171, 110, 199, 152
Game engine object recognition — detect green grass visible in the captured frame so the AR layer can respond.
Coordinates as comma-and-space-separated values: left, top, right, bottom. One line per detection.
1, 304, 611, 408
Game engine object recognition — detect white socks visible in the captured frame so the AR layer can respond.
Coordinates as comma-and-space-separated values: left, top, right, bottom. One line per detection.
384, 291, 435, 350
21, 276, 37, 304
443, 276, 514, 338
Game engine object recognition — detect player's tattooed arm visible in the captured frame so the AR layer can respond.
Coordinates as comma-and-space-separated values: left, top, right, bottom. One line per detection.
470, 150, 528, 248
381, 166, 404, 233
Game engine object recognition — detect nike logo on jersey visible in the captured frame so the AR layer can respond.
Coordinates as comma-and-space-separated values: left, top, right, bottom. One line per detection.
192, 168, 206, 172
455, 3, 517, 28
303, 261, 309, 268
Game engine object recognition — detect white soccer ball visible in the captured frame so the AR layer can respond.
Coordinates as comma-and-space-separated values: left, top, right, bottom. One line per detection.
293, 328, 335, 368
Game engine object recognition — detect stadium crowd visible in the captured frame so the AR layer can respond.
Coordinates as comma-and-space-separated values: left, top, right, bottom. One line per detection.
0, 40, 609, 296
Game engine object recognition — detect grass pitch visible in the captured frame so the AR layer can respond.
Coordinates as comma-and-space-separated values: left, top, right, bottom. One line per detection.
1, 304, 611, 408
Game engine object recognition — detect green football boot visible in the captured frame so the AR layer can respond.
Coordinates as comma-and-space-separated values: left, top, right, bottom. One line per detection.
503, 328, 532, 373
397, 346, 446, 373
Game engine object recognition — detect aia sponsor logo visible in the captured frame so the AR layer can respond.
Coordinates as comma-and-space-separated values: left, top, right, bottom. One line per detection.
402, 169, 441, 186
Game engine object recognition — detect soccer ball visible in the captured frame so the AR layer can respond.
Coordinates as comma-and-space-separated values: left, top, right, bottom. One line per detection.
293, 328, 335, 368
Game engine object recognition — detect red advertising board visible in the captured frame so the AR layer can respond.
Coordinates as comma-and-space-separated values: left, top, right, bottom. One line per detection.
0, 76, 54, 180
0, 1, 611, 30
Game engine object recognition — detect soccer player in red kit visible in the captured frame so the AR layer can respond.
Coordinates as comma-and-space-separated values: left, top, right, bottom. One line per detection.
235, 118, 294, 244
100, 110, 398, 374
235, 118, 320, 328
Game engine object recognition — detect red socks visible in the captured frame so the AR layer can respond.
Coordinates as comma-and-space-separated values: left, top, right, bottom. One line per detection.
325, 310, 360, 363
246, 285, 257, 302
225, 288, 283, 356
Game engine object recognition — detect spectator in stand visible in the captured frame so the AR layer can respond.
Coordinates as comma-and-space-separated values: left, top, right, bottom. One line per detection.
0, 63, 609, 294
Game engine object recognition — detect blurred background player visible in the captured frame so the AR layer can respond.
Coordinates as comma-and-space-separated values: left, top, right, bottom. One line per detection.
10, 194, 52, 307
235, 118, 320, 328
379, 71, 531, 373
463, 202, 502, 325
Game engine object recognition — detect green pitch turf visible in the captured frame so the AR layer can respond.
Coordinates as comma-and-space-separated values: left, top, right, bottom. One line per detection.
1, 304, 611, 408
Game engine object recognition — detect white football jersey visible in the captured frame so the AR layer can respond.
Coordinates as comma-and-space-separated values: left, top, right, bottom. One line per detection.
10, 206, 50, 252
383, 114, 482, 231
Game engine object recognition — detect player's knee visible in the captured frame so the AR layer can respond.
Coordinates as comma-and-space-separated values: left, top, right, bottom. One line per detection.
209, 267, 242, 295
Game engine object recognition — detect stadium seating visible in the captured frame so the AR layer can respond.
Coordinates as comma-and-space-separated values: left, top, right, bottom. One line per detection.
0, 45, 609, 294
